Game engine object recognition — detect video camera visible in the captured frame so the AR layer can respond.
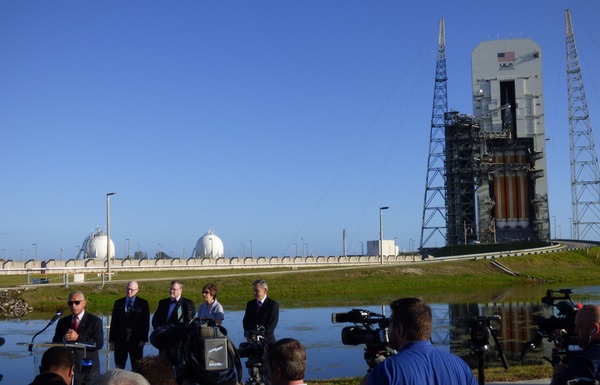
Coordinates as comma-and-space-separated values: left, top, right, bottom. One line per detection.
238, 326, 268, 385
331, 309, 394, 371
521, 289, 582, 364
150, 318, 242, 385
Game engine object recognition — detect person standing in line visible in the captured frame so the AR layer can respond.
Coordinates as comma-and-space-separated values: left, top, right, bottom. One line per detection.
196, 283, 224, 325
242, 279, 279, 343
363, 297, 477, 385
263, 338, 307, 385
152, 280, 195, 330
29, 346, 75, 385
109, 281, 150, 369
52, 291, 103, 385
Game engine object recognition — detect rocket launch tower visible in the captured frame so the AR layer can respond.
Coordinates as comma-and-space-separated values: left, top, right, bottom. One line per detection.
444, 38, 550, 244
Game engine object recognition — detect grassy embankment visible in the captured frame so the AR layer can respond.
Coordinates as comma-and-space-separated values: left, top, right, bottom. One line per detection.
5, 246, 600, 383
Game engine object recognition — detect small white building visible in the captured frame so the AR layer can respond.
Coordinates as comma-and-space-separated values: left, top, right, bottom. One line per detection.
366, 240, 397, 256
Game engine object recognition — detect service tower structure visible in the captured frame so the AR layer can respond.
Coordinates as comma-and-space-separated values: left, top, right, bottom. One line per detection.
471, 38, 550, 243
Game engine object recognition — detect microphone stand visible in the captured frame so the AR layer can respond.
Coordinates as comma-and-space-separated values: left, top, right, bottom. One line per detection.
29, 311, 62, 353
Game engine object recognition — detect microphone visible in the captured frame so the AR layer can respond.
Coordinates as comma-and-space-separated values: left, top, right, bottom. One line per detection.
49, 309, 63, 326
29, 309, 63, 353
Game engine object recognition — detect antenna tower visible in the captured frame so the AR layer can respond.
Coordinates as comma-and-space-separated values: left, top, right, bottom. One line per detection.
420, 19, 448, 249
566, 9, 600, 240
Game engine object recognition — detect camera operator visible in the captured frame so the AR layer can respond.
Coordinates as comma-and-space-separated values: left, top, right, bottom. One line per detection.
363, 298, 477, 385
551, 305, 600, 385
264, 338, 307, 385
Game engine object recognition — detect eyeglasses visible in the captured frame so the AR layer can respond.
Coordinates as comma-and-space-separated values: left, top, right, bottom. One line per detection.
202, 291, 210, 294
170, 287, 182, 291
67, 300, 82, 306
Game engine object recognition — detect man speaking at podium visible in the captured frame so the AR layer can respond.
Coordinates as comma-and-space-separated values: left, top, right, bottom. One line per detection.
52, 291, 103, 385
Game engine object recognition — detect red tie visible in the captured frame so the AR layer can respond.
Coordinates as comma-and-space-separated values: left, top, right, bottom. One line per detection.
72, 317, 79, 331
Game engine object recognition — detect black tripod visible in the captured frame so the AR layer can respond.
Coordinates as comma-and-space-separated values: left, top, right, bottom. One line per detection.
466, 315, 508, 385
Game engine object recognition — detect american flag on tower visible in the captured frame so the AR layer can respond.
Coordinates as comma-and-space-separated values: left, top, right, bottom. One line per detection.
497, 52, 515, 62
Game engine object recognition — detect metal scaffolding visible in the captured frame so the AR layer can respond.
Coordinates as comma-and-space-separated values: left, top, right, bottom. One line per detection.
566, 9, 600, 240
420, 19, 448, 250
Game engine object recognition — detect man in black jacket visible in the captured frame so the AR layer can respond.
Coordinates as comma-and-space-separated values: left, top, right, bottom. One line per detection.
52, 291, 103, 385
109, 281, 150, 369
152, 280, 195, 330
243, 279, 279, 343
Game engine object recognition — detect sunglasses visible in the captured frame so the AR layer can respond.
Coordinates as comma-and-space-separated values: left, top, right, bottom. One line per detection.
67, 300, 82, 306
202, 291, 210, 294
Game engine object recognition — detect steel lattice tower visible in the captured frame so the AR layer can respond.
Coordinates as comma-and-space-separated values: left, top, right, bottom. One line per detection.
420, 19, 448, 249
566, 9, 600, 240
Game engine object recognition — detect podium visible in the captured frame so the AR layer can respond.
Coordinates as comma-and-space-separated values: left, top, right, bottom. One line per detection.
18, 342, 96, 375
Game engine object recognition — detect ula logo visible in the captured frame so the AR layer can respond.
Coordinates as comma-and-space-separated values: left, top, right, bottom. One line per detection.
499, 63, 514, 70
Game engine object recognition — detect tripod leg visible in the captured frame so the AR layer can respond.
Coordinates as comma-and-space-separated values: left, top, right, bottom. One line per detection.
477, 350, 485, 385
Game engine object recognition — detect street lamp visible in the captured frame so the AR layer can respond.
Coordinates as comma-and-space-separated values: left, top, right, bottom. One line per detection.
250, 240, 253, 258
379, 206, 389, 264
294, 243, 297, 257
106, 192, 116, 280
552, 215, 556, 240
32, 243, 37, 262
301, 238, 305, 258
125, 238, 130, 259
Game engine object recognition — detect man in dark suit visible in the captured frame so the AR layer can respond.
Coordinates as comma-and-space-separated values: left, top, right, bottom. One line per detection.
109, 281, 150, 369
242, 279, 279, 343
52, 291, 103, 385
152, 280, 195, 330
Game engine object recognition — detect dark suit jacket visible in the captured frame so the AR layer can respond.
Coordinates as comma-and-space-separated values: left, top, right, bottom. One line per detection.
242, 296, 279, 343
109, 296, 150, 346
152, 296, 195, 330
52, 311, 103, 385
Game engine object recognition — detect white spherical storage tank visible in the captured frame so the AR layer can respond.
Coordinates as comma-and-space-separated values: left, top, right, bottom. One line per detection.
194, 230, 224, 259
82, 227, 115, 259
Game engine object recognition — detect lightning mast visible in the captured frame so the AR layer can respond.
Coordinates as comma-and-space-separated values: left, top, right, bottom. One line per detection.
566, 9, 600, 240
420, 19, 448, 249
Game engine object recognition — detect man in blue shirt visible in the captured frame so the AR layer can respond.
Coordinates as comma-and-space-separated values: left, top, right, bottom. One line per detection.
551, 305, 600, 385
366, 298, 477, 385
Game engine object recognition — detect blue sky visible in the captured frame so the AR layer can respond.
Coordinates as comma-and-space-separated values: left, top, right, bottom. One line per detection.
1, 1, 599, 260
